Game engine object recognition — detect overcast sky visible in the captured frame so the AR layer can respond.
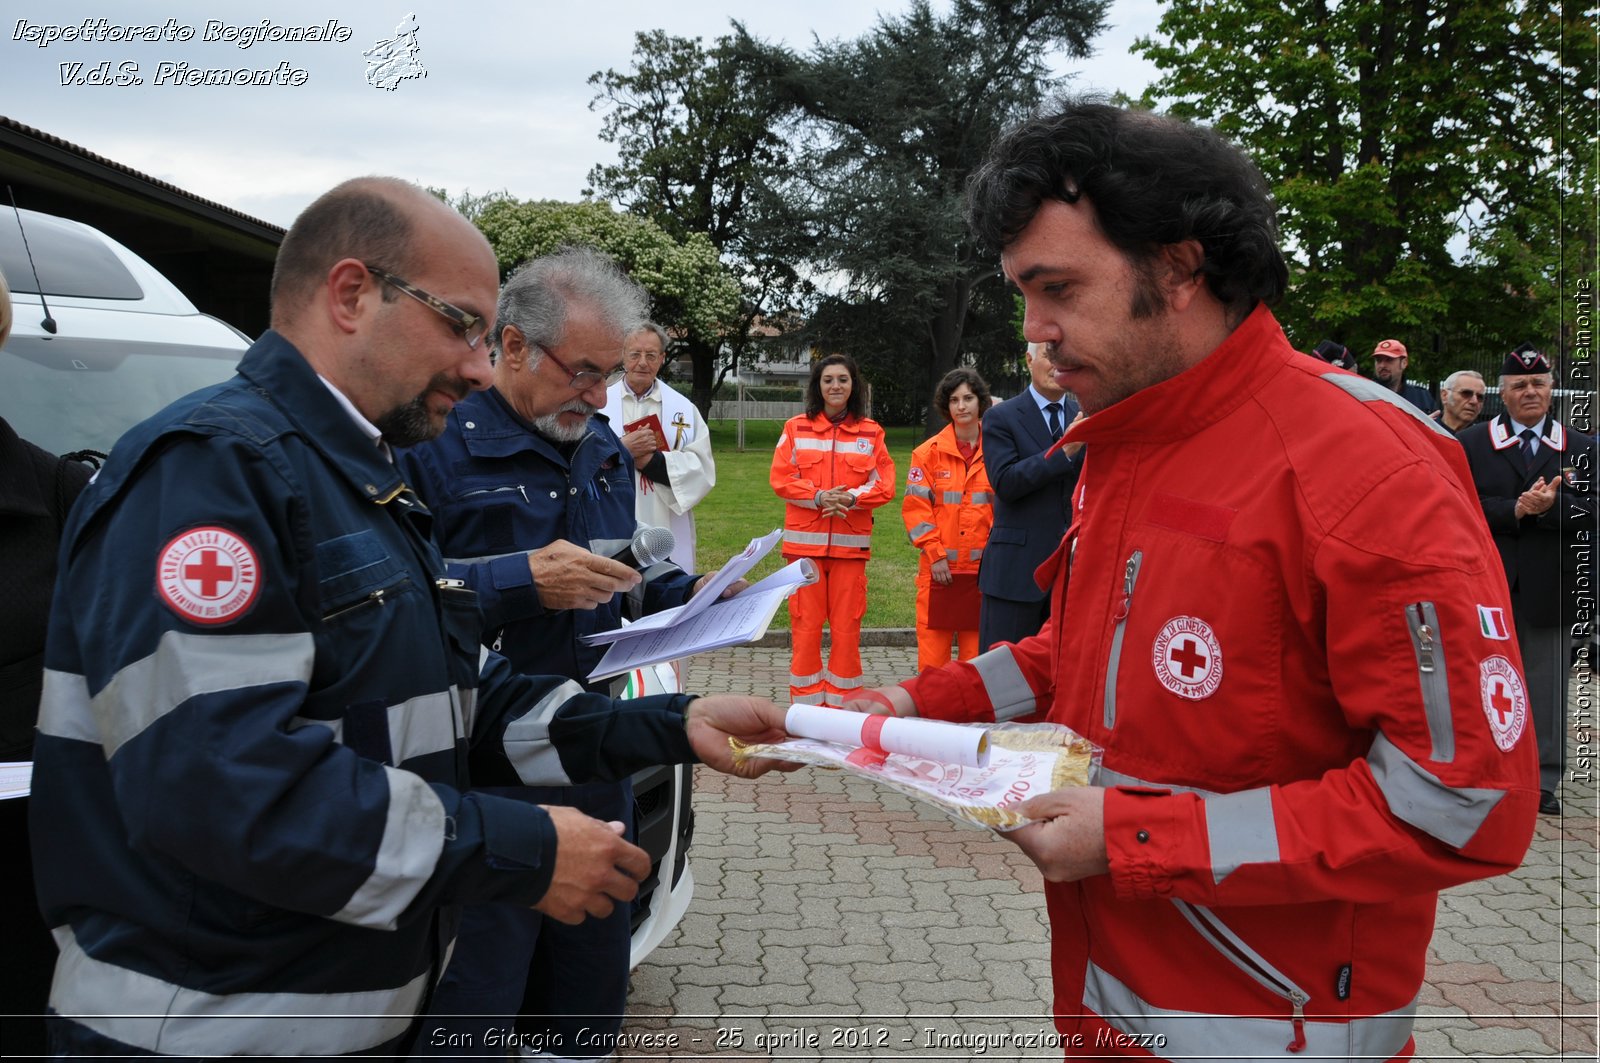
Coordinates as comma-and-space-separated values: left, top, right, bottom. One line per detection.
0, 1, 1162, 227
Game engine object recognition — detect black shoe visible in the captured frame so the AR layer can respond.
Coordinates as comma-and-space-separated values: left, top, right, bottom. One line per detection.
1538, 791, 1562, 816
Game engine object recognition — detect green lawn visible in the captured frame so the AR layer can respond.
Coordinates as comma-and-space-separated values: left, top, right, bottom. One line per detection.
693, 420, 925, 629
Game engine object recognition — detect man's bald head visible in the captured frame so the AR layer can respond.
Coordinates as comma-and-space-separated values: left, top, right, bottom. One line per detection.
270, 177, 462, 328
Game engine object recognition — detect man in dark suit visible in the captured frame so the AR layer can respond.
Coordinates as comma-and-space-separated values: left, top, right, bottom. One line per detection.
977, 343, 1084, 650
1461, 343, 1597, 815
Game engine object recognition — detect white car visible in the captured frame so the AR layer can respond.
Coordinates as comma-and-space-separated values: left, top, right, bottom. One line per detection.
0, 206, 693, 965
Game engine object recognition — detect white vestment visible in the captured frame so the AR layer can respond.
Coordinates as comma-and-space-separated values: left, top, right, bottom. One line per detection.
602, 378, 715, 572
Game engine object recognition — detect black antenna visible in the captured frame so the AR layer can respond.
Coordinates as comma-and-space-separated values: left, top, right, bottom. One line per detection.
6, 185, 56, 334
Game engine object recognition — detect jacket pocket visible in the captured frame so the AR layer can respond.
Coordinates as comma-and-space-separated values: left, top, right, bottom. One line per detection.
316, 530, 414, 622
1172, 899, 1312, 1052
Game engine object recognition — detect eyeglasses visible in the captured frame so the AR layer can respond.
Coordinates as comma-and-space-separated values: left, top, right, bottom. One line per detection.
535, 342, 626, 391
366, 265, 489, 350
1454, 389, 1485, 401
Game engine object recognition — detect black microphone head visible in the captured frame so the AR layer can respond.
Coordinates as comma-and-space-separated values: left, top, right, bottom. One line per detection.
632, 525, 676, 567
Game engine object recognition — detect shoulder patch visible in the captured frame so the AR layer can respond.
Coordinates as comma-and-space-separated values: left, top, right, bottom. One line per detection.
1479, 655, 1528, 752
157, 526, 262, 626
908, 466, 925, 484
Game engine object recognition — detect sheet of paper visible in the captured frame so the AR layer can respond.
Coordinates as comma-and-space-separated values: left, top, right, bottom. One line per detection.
785, 704, 989, 767
586, 560, 814, 681
581, 528, 785, 646
0, 761, 32, 800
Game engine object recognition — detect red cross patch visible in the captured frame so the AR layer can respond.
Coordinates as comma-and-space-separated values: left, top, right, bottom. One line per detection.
1152, 616, 1223, 700
156, 526, 262, 626
1479, 655, 1527, 751
908, 466, 925, 484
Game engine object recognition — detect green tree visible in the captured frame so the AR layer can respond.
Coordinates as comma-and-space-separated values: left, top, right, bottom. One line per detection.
437, 195, 742, 378
588, 31, 804, 412
1135, 0, 1596, 381
733, 0, 1109, 431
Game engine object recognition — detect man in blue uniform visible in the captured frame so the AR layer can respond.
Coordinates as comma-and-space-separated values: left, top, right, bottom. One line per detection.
29, 178, 788, 1058
401, 249, 718, 1054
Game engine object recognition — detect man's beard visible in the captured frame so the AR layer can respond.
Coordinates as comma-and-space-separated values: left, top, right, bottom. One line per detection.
533, 398, 599, 442
375, 373, 469, 448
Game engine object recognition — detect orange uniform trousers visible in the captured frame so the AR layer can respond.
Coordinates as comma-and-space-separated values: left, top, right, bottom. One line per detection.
785, 555, 867, 705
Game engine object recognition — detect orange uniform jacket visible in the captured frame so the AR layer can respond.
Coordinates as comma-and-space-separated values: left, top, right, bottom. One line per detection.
770, 412, 896, 558
902, 424, 994, 573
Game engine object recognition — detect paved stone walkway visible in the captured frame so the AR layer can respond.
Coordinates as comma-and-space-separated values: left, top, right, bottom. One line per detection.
619, 642, 1599, 1060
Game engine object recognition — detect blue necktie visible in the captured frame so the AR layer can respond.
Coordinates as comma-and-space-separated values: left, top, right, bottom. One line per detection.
1520, 428, 1538, 461
1046, 402, 1063, 440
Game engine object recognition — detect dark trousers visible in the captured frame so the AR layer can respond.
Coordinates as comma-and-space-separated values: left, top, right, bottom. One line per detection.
1, 794, 55, 1059
414, 779, 634, 1061
978, 593, 1051, 653
1513, 602, 1568, 793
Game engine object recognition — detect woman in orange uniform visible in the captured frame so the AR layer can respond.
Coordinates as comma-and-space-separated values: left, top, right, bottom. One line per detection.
902, 368, 994, 672
770, 354, 896, 705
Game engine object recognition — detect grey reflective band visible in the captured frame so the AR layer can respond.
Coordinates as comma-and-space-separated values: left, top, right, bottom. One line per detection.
940, 490, 965, 504
821, 692, 846, 706
783, 530, 832, 546
1367, 731, 1505, 848
49, 927, 424, 1056
906, 484, 934, 501
791, 437, 835, 452
1081, 959, 1416, 1063
969, 491, 994, 505
1202, 787, 1280, 885
968, 548, 984, 563
830, 533, 873, 548
332, 765, 446, 929
908, 521, 937, 540
502, 679, 586, 786
444, 548, 524, 566
1319, 372, 1454, 438
848, 470, 881, 495
789, 670, 823, 687
289, 689, 460, 765
792, 691, 826, 704
826, 671, 865, 689
791, 494, 821, 509
38, 632, 315, 756
588, 537, 632, 558
970, 646, 1037, 722
1095, 764, 1223, 798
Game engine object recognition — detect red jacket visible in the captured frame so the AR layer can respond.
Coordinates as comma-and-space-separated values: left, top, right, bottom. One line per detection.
903, 307, 1538, 1059
902, 424, 993, 572
771, 412, 895, 559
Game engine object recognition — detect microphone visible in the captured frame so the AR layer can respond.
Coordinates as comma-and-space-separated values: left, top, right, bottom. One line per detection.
607, 525, 676, 571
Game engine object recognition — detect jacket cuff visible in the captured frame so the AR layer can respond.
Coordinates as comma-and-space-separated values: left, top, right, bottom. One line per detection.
1104, 786, 1195, 901
474, 792, 557, 905
489, 552, 546, 620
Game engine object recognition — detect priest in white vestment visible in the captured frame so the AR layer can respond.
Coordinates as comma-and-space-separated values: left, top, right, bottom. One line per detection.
602, 323, 716, 572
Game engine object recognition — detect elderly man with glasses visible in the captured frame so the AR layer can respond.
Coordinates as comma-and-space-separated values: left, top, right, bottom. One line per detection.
601, 322, 716, 573
399, 248, 736, 1057
1435, 369, 1487, 435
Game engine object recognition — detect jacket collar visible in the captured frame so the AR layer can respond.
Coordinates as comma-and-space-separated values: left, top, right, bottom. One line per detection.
929, 422, 981, 458
452, 387, 623, 474
235, 331, 406, 504
1066, 303, 1293, 446
1488, 411, 1566, 452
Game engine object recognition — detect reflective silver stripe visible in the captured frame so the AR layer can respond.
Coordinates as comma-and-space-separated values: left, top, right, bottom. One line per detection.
1081, 959, 1416, 1063
783, 529, 832, 546
968, 548, 984, 563
37, 669, 94, 743
1405, 601, 1455, 762
829, 533, 872, 549
789, 670, 824, 687
1096, 765, 1222, 798
847, 469, 881, 496
502, 680, 584, 786
906, 484, 934, 501
791, 438, 835, 452
969, 491, 994, 505
1202, 788, 1280, 885
39, 632, 314, 756
1319, 372, 1454, 438
589, 536, 632, 558
1368, 731, 1505, 847
908, 521, 938, 540
49, 926, 423, 1056
332, 765, 446, 929
939, 490, 964, 504
791, 494, 820, 510
821, 691, 845, 706
792, 692, 826, 704
826, 671, 865, 690
970, 646, 1038, 722
288, 689, 460, 765
444, 549, 523, 566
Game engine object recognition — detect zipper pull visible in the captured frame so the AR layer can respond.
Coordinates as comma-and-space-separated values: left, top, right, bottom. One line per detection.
435, 578, 467, 592
518, 485, 529, 503
1411, 604, 1435, 673
1286, 993, 1307, 1053
1113, 553, 1138, 621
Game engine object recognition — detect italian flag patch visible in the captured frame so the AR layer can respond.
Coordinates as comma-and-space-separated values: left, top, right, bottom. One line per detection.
1478, 605, 1510, 641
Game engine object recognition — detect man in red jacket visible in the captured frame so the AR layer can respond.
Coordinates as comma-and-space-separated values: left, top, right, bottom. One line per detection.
849, 100, 1537, 1060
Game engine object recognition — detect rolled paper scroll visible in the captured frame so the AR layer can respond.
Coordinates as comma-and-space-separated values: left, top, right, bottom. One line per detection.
785, 704, 989, 768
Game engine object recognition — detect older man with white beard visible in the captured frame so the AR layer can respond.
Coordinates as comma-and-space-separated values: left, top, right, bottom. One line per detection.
398, 248, 714, 1058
